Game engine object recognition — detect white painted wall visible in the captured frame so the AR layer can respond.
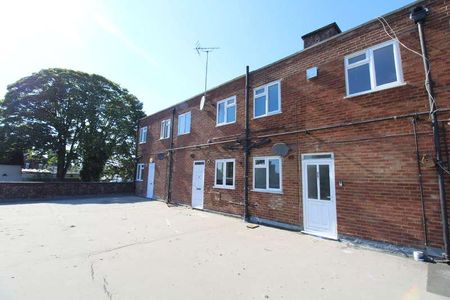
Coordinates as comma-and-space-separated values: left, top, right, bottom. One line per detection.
0, 164, 22, 181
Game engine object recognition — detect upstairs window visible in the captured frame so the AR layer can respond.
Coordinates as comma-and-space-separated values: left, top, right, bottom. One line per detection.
253, 156, 282, 193
139, 126, 147, 144
214, 159, 235, 189
254, 81, 281, 118
160, 119, 171, 139
178, 112, 191, 135
136, 163, 145, 181
345, 40, 403, 96
217, 96, 236, 126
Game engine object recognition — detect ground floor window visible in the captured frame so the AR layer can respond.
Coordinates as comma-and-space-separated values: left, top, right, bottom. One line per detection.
253, 156, 282, 192
214, 159, 235, 189
136, 163, 145, 181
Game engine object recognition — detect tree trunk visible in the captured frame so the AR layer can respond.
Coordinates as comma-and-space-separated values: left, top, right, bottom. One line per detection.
56, 146, 66, 181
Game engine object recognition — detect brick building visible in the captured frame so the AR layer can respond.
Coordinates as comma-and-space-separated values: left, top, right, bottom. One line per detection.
136, 0, 450, 256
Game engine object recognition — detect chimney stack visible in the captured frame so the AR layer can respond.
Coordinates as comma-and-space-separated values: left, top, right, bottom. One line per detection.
301, 22, 341, 49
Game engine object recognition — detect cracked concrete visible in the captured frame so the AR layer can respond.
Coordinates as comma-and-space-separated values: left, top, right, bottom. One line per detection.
0, 196, 447, 299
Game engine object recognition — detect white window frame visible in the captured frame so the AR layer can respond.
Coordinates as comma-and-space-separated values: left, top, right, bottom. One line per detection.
139, 126, 147, 144
216, 96, 237, 126
177, 111, 191, 135
344, 40, 404, 97
253, 80, 281, 119
136, 163, 145, 181
252, 156, 282, 193
160, 119, 171, 140
214, 159, 235, 189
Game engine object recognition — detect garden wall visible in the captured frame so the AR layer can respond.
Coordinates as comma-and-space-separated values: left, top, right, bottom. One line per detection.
0, 182, 134, 201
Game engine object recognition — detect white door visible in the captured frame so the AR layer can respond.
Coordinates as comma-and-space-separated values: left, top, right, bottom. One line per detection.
191, 161, 205, 209
146, 163, 155, 199
302, 154, 337, 239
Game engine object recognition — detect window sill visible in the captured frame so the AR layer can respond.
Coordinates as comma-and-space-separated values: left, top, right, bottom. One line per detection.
251, 189, 283, 194
216, 121, 236, 127
213, 185, 235, 190
138, 142, 146, 144
177, 132, 190, 136
344, 82, 407, 99
253, 110, 282, 120
159, 137, 169, 140
136, 180, 143, 182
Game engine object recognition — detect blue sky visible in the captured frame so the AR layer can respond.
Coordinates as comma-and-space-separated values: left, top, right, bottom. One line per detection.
0, 0, 412, 115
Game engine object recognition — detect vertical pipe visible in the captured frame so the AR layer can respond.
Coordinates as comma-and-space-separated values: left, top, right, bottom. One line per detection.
243, 66, 250, 221
134, 120, 140, 193
412, 116, 429, 247
166, 107, 176, 204
416, 19, 450, 258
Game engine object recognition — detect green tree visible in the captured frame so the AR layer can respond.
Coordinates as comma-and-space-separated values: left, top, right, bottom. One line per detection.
1, 68, 144, 180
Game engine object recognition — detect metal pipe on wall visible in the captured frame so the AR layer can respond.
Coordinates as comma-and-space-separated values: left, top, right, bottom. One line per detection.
411, 6, 449, 259
166, 107, 176, 204
412, 116, 429, 248
243, 65, 250, 221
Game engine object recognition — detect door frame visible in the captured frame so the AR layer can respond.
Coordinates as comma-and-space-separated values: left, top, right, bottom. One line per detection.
300, 153, 338, 240
191, 160, 205, 209
146, 162, 155, 199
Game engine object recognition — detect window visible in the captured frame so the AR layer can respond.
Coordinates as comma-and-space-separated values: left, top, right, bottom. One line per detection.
178, 112, 191, 135
345, 40, 403, 96
139, 126, 147, 144
136, 163, 145, 181
214, 159, 235, 189
216, 96, 236, 126
160, 119, 171, 139
254, 81, 281, 118
253, 156, 282, 192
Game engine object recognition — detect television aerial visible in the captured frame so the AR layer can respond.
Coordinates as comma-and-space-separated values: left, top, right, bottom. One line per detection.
195, 41, 219, 110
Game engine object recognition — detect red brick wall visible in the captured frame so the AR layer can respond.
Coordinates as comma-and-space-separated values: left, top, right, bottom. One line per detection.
137, 0, 450, 248
0, 182, 134, 201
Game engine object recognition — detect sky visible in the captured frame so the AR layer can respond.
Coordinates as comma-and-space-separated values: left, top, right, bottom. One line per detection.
0, 0, 413, 115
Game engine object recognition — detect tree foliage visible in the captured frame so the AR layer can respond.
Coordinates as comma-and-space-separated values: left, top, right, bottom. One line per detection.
1, 68, 144, 181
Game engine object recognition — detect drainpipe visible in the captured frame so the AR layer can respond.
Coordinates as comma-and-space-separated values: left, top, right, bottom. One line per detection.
411, 6, 449, 259
412, 116, 428, 248
243, 66, 250, 221
134, 120, 140, 192
166, 107, 176, 204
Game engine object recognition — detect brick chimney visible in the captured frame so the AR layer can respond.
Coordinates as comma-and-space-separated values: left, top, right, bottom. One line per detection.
301, 22, 341, 49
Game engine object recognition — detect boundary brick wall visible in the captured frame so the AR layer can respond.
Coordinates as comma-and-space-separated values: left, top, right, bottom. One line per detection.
0, 182, 134, 201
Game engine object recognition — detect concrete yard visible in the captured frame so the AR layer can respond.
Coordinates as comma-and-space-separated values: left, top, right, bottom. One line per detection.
0, 196, 448, 299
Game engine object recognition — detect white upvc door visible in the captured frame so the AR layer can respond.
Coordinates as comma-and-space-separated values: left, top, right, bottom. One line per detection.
191, 161, 205, 209
302, 154, 337, 239
146, 163, 155, 199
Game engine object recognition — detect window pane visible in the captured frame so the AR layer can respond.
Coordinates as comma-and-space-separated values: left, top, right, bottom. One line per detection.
268, 159, 280, 189
255, 159, 265, 166
218, 102, 225, 124
178, 115, 184, 134
216, 162, 224, 185
227, 99, 235, 105
255, 88, 264, 95
319, 165, 330, 201
268, 84, 279, 113
255, 168, 267, 189
373, 44, 397, 86
186, 113, 191, 133
307, 165, 318, 199
226, 105, 236, 123
255, 96, 266, 117
225, 161, 234, 186
348, 53, 366, 64
303, 154, 332, 160
348, 64, 371, 95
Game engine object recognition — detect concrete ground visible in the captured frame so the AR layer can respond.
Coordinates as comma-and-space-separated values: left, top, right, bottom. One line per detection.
0, 196, 448, 300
